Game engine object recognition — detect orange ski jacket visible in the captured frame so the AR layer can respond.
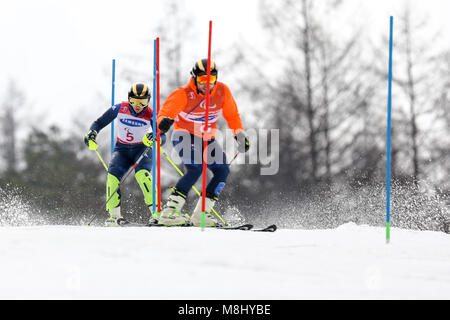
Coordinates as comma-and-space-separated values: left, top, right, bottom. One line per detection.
157, 78, 244, 139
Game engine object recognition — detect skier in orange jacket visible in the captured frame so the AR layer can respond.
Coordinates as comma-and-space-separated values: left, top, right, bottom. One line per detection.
144, 59, 250, 227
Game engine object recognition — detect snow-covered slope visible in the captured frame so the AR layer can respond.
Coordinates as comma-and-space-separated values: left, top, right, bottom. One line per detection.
1, 223, 449, 299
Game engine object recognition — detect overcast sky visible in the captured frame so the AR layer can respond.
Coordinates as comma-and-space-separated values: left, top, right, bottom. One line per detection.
1, 0, 449, 131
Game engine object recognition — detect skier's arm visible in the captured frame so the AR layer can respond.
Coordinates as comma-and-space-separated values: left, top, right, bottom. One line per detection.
89, 104, 121, 133
143, 111, 167, 147
222, 84, 244, 135
84, 104, 120, 147
221, 85, 249, 152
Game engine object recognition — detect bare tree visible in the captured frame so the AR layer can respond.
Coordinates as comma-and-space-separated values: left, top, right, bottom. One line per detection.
155, 0, 196, 99
254, 0, 371, 186
385, 4, 442, 184
301, 0, 320, 182
427, 50, 450, 191
0, 80, 24, 176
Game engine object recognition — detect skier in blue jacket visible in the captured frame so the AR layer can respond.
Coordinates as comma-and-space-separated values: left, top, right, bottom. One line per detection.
84, 83, 165, 226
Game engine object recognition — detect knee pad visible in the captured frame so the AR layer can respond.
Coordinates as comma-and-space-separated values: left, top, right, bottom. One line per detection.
106, 173, 121, 212
213, 182, 226, 198
135, 169, 155, 207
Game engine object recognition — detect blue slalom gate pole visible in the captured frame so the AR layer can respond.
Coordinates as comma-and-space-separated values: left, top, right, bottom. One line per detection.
152, 40, 157, 218
386, 16, 394, 244
111, 59, 116, 155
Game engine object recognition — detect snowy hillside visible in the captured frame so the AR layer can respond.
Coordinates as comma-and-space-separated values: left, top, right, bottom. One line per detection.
1, 223, 449, 300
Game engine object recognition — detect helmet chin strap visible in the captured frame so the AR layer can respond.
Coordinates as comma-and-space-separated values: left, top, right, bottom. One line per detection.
190, 75, 201, 94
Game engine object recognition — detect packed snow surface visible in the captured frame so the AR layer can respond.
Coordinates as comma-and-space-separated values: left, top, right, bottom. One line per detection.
0, 223, 449, 299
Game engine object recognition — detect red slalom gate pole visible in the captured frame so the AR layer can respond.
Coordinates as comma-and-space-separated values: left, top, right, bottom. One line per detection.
156, 37, 162, 214
201, 21, 213, 230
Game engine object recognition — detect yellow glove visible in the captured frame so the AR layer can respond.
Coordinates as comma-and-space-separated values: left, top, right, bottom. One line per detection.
142, 132, 154, 147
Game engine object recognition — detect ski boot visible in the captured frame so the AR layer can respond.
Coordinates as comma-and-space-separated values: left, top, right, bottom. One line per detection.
157, 188, 191, 226
105, 207, 129, 227
191, 193, 222, 227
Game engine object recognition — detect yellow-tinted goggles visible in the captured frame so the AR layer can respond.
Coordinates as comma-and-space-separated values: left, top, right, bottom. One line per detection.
196, 74, 217, 84
129, 97, 149, 108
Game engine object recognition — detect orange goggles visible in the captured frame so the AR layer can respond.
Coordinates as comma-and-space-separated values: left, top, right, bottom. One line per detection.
196, 74, 217, 84
129, 97, 149, 108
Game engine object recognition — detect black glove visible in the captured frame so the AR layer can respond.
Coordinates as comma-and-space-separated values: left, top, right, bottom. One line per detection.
235, 132, 250, 153
84, 130, 97, 147
158, 117, 174, 134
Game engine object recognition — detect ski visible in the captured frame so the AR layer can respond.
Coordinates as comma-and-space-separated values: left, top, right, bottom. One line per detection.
121, 222, 150, 227
120, 221, 192, 228
251, 224, 277, 232
121, 222, 255, 230
218, 224, 277, 232
216, 223, 254, 231
146, 222, 254, 230
115, 220, 277, 232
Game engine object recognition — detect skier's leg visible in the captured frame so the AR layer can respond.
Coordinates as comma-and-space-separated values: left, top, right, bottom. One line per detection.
174, 164, 203, 196
105, 151, 131, 226
190, 164, 229, 227
134, 147, 156, 215
205, 139, 229, 197
191, 142, 229, 227
157, 133, 200, 226
206, 165, 230, 197
106, 173, 121, 216
135, 169, 154, 207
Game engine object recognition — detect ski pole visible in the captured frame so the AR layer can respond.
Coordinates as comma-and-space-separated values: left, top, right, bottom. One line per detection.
159, 146, 229, 226
152, 38, 158, 218
228, 151, 240, 166
87, 143, 153, 226
111, 59, 116, 155
95, 150, 109, 171
88, 140, 109, 171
